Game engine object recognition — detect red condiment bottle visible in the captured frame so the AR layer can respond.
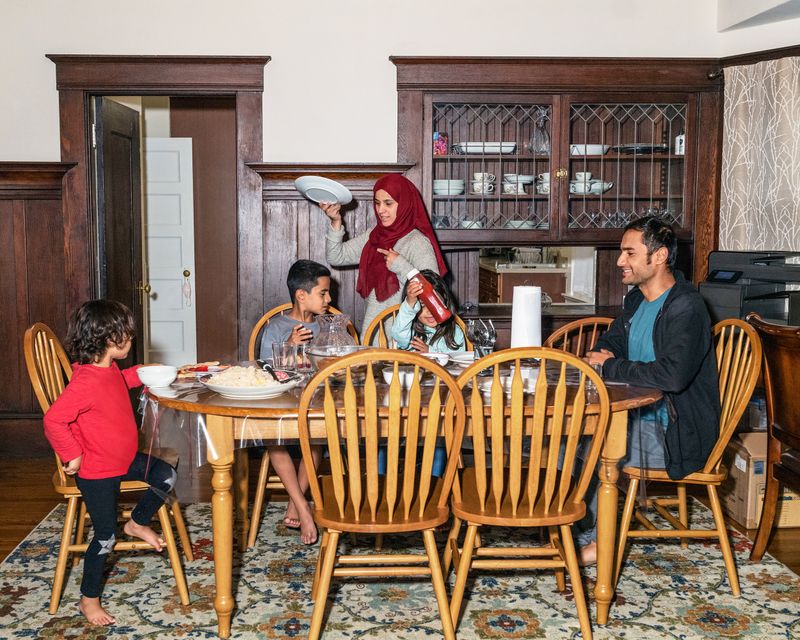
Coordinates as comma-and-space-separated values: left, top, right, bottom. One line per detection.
407, 269, 452, 324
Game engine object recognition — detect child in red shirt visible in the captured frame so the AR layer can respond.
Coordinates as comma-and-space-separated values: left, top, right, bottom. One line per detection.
44, 300, 177, 626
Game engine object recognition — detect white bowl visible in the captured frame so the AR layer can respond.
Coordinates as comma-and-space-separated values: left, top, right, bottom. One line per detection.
433, 186, 464, 195
570, 144, 611, 156
460, 219, 485, 229
589, 181, 614, 194
382, 365, 422, 388
479, 372, 538, 395
138, 365, 178, 388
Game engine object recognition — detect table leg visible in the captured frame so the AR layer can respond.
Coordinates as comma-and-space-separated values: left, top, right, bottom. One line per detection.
234, 448, 249, 552
595, 409, 627, 625
206, 415, 235, 639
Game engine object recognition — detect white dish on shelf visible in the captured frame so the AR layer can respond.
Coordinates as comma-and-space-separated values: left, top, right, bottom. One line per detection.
204, 378, 301, 399
569, 144, 611, 156
504, 220, 537, 229
589, 181, 614, 194
503, 174, 535, 184
433, 186, 465, 195
294, 176, 353, 205
460, 220, 485, 229
453, 142, 516, 154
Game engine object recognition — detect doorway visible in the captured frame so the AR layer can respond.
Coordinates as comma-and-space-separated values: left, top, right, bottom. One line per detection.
49, 55, 268, 363
91, 95, 238, 366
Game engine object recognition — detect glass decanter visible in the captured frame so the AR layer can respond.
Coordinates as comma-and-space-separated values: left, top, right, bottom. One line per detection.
310, 314, 356, 349
530, 108, 550, 155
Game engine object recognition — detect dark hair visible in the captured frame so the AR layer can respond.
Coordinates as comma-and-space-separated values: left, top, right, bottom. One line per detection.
624, 216, 677, 270
400, 270, 462, 350
66, 299, 136, 364
287, 260, 331, 303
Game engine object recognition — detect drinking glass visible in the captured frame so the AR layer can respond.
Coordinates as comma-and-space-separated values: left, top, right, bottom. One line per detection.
272, 342, 297, 371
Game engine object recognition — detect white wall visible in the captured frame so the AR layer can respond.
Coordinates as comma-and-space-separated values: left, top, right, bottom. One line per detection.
1, 0, 798, 163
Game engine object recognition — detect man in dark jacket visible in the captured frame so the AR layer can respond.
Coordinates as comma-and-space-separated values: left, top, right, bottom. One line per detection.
578, 216, 720, 564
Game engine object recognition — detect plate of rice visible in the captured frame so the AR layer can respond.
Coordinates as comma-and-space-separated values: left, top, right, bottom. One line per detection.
203, 365, 301, 399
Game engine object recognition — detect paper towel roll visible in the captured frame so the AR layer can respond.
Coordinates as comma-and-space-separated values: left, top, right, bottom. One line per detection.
510, 286, 542, 348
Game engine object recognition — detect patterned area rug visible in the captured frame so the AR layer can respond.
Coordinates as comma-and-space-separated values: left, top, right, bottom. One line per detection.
1, 499, 799, 639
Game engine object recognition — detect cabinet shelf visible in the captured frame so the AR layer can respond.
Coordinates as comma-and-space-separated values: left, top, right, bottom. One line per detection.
433, 154, 549, 161
433, 194, 546, 201
568, 194, 683, 200
569, 154, 685, 161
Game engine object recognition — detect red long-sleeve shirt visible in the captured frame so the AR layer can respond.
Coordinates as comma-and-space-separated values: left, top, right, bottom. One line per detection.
43, 362, 142, 480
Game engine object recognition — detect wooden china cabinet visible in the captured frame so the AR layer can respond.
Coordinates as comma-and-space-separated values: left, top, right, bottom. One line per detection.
391, 57, 723, 334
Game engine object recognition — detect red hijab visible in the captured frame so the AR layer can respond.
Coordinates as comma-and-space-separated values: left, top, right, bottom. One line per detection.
356, 174, 447, 302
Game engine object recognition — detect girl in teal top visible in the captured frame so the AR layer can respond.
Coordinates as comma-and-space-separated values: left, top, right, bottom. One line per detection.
391, 270, 465, 353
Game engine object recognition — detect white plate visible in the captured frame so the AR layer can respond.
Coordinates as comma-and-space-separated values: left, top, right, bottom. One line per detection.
294, 176, 353, 205
453, 142, 516, 154
569, 144, 611, 156
204, 378, 301, 399
450, 351, 476, 365
504, 220, 536, 229
421, 352, 450, 366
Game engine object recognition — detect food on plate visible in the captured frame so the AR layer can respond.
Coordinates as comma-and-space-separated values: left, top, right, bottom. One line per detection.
177, 361, 229, 379
206, 365, 279, 388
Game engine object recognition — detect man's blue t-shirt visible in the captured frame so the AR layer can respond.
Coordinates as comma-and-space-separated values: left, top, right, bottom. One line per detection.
628, 287, 671, 426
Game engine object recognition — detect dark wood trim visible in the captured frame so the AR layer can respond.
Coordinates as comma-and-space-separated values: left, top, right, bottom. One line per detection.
390, 56, 723, 92
0, 162, 74, 199
248, 162, 415, 196
720, 45, 800, 68
48, 54, 269, 353
46, 55, 270, 92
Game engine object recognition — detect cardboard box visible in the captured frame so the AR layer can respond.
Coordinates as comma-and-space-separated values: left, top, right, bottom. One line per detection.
720, 431, 800, 529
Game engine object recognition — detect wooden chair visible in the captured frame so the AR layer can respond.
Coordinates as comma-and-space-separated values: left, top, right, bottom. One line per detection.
615, 318, 762, 596
23, 323, 193, 614
361, 303, 473, 350
747, 313, 800, 562
543, 316, 615, 358
446, 347, 611, 640
246, 303, 358, 547
296, 349, 467, 640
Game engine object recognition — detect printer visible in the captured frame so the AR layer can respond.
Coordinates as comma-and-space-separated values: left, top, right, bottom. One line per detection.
699, 250, 800, 325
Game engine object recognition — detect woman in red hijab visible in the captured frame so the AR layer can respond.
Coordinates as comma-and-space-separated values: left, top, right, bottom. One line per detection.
322, 174, 447, 335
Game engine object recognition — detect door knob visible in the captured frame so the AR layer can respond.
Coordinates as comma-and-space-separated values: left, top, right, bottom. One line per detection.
136, 282, 151, 294
183, 270, 191, 277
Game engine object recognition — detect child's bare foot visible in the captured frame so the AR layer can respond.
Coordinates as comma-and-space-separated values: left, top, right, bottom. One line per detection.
297, 504, 318, 545
579, 541, 597, 567
123, 519, 165, 551
79, 596, 116, 626
283, 500, 301, 530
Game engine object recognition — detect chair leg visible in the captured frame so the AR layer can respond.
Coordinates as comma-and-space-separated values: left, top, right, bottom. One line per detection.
374, 533, 384, 550
549, 526, 566, 592
157, 505, 190, 605
751, 465, 780, 562
423, 529, 455, 640
561, 524, 592, 640
309, 530, 340, 640
677, 483, 689, 549
449, 523, 478, 630
72, 500, 87, 567
247, 450, 272, 548
171, 500, 194, 562
311, 528, 329, 601
615, 477, 638, 584
707, 485, 740, 596
50, 497, 79, 615
441, 515, 461, 576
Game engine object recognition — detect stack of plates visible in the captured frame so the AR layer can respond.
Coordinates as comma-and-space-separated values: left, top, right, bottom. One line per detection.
433, 179, 465, 195
503, 174, 535, 185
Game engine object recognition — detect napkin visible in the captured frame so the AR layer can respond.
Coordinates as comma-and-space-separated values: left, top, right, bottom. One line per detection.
510, 286, 542, 348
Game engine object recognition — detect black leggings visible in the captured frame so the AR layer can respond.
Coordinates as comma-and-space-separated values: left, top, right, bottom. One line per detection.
75, 452, 176, 599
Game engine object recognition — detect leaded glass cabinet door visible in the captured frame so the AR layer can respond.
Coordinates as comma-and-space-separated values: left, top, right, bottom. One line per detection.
562, 97, 692, 240
427, 98, 557, 243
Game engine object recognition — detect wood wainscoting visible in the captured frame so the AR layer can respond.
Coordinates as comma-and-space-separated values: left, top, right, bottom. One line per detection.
0, 163, 74, 455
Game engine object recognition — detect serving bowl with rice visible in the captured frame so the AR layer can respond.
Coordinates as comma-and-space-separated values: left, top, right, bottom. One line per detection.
203, 365, 301, 399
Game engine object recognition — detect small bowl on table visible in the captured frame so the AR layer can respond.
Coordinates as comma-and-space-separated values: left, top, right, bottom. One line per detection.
138, 365, 178, 388
382, 365, 423, 389
306, 345, 376, 379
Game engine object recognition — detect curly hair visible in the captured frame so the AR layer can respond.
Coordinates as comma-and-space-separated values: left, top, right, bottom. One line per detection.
66, 299, 136, 364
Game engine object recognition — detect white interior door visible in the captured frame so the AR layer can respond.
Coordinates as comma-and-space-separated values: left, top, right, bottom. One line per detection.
144, 137, 197, 366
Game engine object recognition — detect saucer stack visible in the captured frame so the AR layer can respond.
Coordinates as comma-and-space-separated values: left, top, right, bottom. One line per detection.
433, 179, 465, 195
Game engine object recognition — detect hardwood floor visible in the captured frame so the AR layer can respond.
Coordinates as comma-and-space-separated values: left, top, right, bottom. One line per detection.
2, 455, 799, 577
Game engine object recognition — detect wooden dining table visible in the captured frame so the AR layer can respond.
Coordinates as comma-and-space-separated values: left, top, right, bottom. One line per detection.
148, 375, 660, 639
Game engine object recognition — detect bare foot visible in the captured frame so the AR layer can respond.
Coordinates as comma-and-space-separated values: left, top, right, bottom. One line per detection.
123, 519, 165, 552
79, 596, 116, 626
283, 500, 301, 530
579, 541, 597, 567
297, 503, 318, 545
